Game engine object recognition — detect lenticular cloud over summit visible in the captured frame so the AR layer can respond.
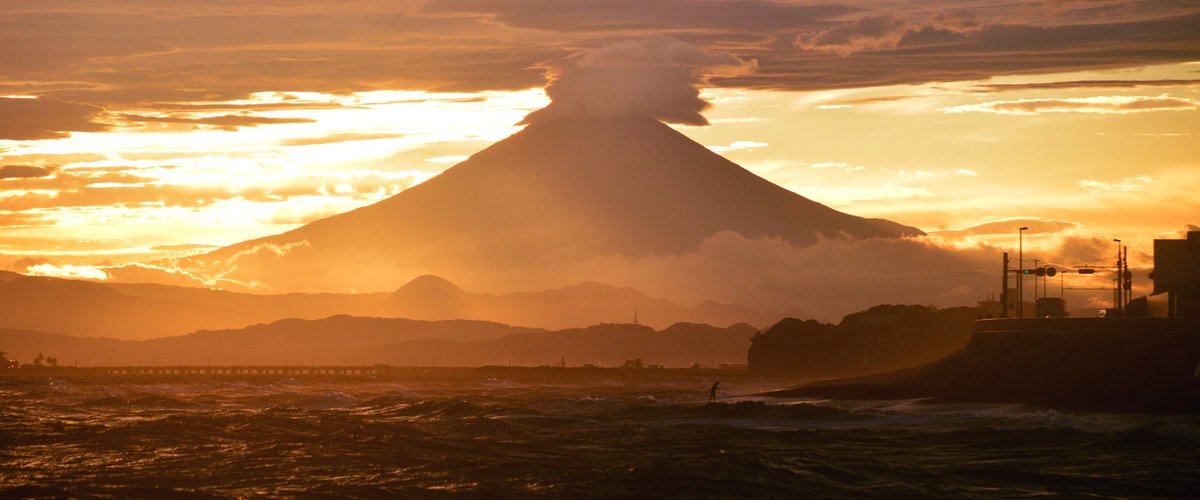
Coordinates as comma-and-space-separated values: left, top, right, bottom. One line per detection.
521, 36, 756, 126
115, 35, 1002, 318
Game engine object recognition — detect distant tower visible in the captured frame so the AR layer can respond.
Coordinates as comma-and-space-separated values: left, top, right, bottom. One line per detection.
633, 306, 639, 325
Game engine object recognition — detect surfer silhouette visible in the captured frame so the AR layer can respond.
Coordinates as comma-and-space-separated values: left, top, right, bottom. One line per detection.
708, 381, 720, 403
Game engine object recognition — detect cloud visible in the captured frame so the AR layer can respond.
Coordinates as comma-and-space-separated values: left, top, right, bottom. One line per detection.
795, 14, 910, 56
1079, 175, 1154, 192
1054, 235, 1113, 264
425, 155, 469, 164
792, 9, 987, 57
932, 219, 1079, 238
967, 79, 1200, 92
455, 232, 998, 321
520, 35, 755, 126
6, 256, 48, 272
102, 262, 244, 289
941, 95, 1199, 115
814, 95, 917, 108
24, 263, 109, 280
795, 185, 932, 206
0, 165, 55, 179
208, 240, 311, 269
280, 133, 407, 147
0, 97, 109, 140
707, 141, 768, 153
149, 228, 998, 320
0, 2, 1196, 111
422, 0, 857, 33
0, 34, 169, 71
125, 227, 1140, 321
808, 162, 867, 172
152, 243, 219, 253
120, 113, 316, 131
929, 9, 983, 32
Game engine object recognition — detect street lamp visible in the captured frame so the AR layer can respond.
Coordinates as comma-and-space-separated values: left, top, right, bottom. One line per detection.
1019, 226, 1028, 318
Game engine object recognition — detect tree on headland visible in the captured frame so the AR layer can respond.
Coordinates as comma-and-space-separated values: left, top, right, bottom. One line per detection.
748, 304, 984, 377
33, 353, 44, 367
0, 350, 16, 370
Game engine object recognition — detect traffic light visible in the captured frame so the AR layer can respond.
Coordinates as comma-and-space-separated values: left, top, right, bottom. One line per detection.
1022, 269, 1034, 275
1045, 267, 1057, 277
1123, 270, 1132, 290
1035, 268, 1046, 277
1078, 268, 1095, 274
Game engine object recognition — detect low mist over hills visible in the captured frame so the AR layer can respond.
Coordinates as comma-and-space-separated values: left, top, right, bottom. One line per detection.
0, 272, 799, 340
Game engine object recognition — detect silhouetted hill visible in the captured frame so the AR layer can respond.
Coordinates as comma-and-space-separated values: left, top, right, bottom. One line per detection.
107, 281, 391, 325
0, 317, 538, 366
387, 274, 472, 319
0, 272, 796, 340
0, 329, 127, 366
385, 280, 801, 330
106, 275, 801, 331
145, 316, 541, 365
373, 322, 758, 367
0, 276, 255, 340
747, 304, 984, 377
178, 116, 921, 292
0, 318, 756, 367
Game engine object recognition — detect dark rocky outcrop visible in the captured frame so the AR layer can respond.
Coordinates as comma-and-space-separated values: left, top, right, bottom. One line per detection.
765, 318, 1200, 414
748, 304, 983, 377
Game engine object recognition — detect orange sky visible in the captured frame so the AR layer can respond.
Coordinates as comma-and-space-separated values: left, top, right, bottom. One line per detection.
1, 1, 1198, 303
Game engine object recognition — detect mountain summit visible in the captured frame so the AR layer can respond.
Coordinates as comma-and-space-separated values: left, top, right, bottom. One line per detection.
182, 116, 921, 292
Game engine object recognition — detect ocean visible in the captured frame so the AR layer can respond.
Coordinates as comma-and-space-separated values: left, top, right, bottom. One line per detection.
2, 370, 1198, 498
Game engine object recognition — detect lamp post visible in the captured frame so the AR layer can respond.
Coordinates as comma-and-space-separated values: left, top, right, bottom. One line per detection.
1019, 226, 1028, 318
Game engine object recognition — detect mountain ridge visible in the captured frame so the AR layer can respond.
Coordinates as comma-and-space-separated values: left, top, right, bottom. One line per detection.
0, 272, 803, 340
0, 317, 758, 367
179, 115, 921, 293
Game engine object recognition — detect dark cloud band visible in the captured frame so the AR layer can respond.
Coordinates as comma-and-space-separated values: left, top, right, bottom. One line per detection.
0, 1, 1195, 115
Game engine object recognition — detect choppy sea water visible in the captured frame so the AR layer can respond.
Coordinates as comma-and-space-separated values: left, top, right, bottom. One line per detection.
1, 371, 1198, 498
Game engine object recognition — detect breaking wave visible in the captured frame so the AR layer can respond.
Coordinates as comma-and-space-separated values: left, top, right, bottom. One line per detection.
2, 372, 1197, 497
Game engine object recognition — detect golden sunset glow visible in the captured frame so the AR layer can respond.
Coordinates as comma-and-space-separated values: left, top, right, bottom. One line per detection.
0, 1, 1196, 316
6, 68, 1197, 279
4, 6, 1200, 494
2, 89, 547, 266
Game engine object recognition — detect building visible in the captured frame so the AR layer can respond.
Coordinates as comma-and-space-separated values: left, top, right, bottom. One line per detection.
1148, 230, 1200, 317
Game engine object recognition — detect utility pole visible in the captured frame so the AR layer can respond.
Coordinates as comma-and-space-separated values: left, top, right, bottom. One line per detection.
1036, 264, 1046, 299
1001, 252, 1009, 318
1019, 230, 1024, 318
1019, 226, 1028, 318
1033, 259, 1040, 302
1122, 245, 1131, 310
1113, 239, 1122, 315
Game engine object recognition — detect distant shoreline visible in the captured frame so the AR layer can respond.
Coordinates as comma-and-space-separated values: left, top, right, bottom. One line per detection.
0, 364, 763, 381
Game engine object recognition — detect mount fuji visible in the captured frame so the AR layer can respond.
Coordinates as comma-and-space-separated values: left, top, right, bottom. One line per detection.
179, 116, 922, 293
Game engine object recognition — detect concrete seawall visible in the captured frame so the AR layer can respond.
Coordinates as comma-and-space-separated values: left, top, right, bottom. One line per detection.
767, 318, 1200, 414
